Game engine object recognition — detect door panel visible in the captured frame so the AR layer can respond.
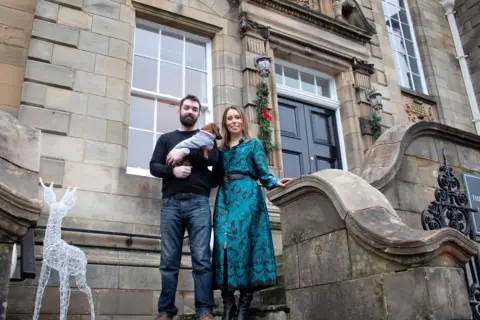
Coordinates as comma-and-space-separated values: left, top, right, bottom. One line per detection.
278, 98, 310, 179
304, 104, 340, 171
282, 151, 304, 178
279, 97, 341, 178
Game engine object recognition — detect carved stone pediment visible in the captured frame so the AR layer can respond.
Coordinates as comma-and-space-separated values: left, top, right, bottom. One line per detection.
241, 0, 376, 43
333, 0, 376, 35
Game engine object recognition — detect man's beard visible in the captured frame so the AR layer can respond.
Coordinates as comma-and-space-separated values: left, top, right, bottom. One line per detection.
180, 113, 197, 127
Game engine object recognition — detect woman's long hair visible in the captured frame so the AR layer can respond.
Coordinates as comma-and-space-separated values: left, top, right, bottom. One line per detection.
220, 106, 252, 149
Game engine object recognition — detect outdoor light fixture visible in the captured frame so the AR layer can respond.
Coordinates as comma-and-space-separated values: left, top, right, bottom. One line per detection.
366, 88, 383, 111
254, 55, 271, 83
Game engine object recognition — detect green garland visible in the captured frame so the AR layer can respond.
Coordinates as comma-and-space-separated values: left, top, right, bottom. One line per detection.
371, 110, 382, 140
254, 82, 275, 156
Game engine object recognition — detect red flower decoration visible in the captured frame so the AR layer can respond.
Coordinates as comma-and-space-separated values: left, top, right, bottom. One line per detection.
261, 108, 272, 122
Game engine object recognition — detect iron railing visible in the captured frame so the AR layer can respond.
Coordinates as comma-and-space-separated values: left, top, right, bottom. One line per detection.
10, 227, 180, 282
421, 149, 479, 319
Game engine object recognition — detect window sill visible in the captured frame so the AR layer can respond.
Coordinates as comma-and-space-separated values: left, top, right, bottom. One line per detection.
400, 87, 437, 105
126, 167, 157, 178
125, 166, 213, 178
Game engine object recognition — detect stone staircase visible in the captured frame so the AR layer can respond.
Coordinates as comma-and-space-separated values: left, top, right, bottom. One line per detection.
186, 256, 289, 320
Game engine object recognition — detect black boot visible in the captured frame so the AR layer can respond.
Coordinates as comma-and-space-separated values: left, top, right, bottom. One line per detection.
221, 290, 236, 320
236, 291, 254, 320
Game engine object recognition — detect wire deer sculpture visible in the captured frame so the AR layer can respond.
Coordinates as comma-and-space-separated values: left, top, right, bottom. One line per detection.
33, 179, 95, 320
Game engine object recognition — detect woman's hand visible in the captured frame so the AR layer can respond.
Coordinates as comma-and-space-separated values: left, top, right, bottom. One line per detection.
276, 178, 292, 188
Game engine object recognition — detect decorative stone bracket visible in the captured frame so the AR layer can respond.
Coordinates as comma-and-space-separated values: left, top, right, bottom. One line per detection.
0, 111, 43, 242
0, 111, 43, 320
360, 121, 480, 191
267, 169, 475, 319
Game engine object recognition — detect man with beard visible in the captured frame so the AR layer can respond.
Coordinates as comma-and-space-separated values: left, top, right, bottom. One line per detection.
150, 94, 218, 320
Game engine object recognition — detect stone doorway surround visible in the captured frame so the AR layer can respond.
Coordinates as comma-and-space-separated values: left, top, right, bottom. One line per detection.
234, 0, 379, 174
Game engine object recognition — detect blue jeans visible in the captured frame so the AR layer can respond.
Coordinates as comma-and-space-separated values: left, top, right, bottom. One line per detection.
157, 195, 214, 317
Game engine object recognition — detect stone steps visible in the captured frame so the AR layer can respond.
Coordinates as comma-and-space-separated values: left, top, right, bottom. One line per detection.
207, 256, 288, 320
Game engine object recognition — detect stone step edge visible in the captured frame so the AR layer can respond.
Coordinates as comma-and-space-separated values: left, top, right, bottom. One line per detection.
211, 304, 290, 316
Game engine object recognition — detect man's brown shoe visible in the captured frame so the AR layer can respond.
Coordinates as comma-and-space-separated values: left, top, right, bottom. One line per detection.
199, 312, 214, 320
155, 314, 173, 320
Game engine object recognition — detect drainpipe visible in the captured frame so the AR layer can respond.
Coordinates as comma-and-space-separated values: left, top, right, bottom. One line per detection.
440, 0, 480, 134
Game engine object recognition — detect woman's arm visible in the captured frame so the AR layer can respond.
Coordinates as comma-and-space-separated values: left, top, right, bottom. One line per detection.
252, 138, 279, 190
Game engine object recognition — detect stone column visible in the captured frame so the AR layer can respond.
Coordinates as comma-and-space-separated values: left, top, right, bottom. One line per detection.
336, 67, 366, 174
0, 0, 38, 117
238, 12, 279, 168
0, 111, 43, 320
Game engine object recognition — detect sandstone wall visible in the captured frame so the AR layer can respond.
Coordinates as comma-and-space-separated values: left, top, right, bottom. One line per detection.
456, 0, 480, 107
0, 0, 37, 117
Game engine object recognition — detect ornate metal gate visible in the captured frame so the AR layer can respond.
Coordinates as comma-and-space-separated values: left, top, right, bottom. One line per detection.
421, 150, 480, 318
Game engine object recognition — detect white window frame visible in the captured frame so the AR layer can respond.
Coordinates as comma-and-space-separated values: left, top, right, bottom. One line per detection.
275, 59, 348, 172
382, 0, 428, 94
127, 19, 213, 178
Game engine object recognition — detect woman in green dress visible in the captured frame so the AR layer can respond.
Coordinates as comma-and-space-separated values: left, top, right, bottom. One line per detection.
212, 106, 291, 320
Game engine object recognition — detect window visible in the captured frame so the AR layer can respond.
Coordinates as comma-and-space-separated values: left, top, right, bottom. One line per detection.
275, 61, 336, 101
382, 0, 427, 94
127, 20, 213, 176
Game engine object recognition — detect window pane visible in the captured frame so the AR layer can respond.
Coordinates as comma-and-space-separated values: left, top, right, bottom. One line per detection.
186, 39, 206, 70
386, 3, 399, 18
405, 40, 415, 56
385, 17, 392, 31
300, 72, 315, 94
400, 70, 413, 89
398, 0, 406, 8
409, 56, 420, 74
392, 53, 403, 84
128, 129, 154, 170
161, 32, 183, 64
159, 62, 183, 97
284, 66, 299, 89
134, 26, 159, 58
398, 53, 409, 71
412, 74, 423, 92
185, 69, 207, 103
275, 64, 282, 83
389, 17, 401, 32
401, 23, 412, 40
156, 100, 179, 133
133, 56, 157, 92
389, 34, 404, 52
130, 95, 155, 131
398, 8, 409, 24
316, 77, 331, 98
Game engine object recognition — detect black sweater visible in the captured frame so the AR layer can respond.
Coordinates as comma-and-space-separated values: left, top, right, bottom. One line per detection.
149, 130, 219, 197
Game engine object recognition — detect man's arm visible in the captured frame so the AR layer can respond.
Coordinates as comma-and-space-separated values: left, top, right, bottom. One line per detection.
150, 135, 174, 178
186, 140, 220, 167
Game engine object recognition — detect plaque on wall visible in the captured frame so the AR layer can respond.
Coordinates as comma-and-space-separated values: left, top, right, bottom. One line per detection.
463, 173, 480, 235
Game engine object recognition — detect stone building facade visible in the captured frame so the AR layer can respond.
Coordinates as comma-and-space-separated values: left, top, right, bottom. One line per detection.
456, 0, 480, 106
1, 0, 479, 318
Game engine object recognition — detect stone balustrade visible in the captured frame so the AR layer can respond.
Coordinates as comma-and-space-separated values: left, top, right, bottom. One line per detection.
268, 168, 476, 320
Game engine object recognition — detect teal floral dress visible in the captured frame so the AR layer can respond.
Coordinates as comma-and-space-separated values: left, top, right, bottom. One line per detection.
212, 137, 279, 291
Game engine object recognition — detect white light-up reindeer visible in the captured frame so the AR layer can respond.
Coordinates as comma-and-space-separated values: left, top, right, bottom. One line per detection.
33, 179, 95, 320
